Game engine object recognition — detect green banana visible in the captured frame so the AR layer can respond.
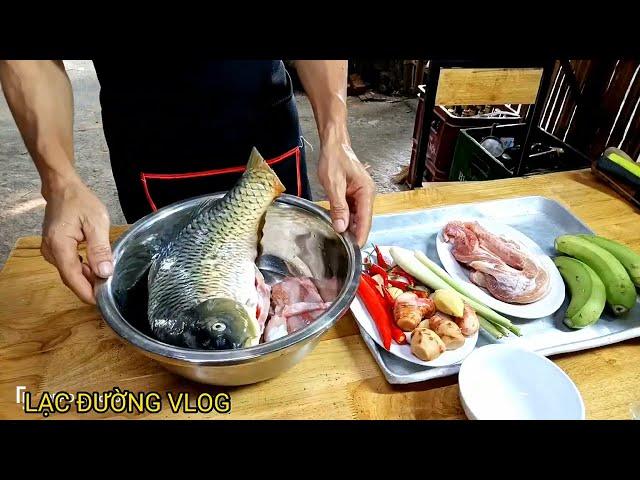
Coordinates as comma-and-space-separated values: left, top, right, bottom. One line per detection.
577, 235, 640, 287
554, 256, 606, 328
555, 235, 636, 316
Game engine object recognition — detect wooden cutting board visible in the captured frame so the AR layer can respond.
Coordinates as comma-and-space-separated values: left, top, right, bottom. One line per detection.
1, 169, 639, 420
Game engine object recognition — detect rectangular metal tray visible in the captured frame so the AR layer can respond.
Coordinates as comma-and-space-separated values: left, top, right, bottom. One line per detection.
358, 195, 640, 384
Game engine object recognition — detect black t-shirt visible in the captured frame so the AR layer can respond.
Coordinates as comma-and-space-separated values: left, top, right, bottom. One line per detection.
92, 60, 309, 222
93, 60, 296, 165
94, 60, 292, 119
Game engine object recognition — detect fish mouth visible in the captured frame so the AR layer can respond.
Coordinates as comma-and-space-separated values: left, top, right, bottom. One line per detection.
182, 298, 260, 350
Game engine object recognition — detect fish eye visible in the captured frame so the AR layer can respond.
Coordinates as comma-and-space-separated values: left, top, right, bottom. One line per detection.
212, 322, 226, 332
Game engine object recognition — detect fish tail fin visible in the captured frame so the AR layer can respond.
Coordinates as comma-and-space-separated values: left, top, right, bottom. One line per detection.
247, 146, 266, 170
247, 147, 286, 195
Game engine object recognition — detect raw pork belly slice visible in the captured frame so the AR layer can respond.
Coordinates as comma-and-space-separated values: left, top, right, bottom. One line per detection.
443, 221, 504, 265
263, 277, 331, 342
443, 221, 550, 304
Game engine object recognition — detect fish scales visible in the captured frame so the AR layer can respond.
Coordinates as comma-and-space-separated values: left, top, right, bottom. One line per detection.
147, 148, 285, 350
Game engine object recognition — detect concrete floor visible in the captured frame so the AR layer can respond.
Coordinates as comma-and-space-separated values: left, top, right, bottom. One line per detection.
0, 60, 416, 268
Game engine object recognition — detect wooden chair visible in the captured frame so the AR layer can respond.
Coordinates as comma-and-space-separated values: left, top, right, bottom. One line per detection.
408, 60, 556, 187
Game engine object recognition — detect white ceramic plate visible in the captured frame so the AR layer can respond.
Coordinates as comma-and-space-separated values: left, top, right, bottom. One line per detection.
458, 344, 585, 420
436, 219, 565, 319
351, 246, 478, 367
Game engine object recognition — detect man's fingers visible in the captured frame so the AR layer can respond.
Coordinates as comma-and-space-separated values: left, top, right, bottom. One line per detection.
51, 236, 96, 304
83, 213, 113, 279
81, 262, 97, 287
350, 181, 375, 247
326, 176, 350, 233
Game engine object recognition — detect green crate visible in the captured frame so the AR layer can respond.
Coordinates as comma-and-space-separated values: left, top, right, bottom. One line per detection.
450, 123, 522, 181
449, 123, 591, 181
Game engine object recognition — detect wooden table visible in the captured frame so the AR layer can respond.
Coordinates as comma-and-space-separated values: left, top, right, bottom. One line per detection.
1, 170, 639, 420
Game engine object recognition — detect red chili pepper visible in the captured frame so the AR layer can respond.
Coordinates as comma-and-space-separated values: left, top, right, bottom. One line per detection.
390, 324, 406, 344
362, 273, 385, 299
364, 273, 395, 308
385, 294, 406, 344
374, 244, 390, 270
382, 288, 406, 344
387, 279, 409, 290
363, 275, 406, 345
390, 266, 416, 286
367, 263, 389, 283
357, 276, 392, 350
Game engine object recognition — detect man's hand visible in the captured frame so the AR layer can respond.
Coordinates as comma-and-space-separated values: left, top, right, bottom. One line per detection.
1, 61, 113, 304
293, 60, 376, 246
318, 140, 375, 247
41, 176, 113, 304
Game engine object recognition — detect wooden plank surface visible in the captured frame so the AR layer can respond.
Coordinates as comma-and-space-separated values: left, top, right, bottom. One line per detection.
1, 170, 639, 420
435, 68, 543, 106
591, 163, 640, 210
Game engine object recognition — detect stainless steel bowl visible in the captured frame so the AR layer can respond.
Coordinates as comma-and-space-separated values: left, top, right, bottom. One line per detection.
95, 193, 361, 386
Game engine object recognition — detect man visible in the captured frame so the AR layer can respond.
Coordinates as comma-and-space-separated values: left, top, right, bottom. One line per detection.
0, 60, 375, 304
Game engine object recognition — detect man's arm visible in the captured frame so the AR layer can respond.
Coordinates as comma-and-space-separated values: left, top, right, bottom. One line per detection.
0, 60, 113, 304
293, 60, 375, 246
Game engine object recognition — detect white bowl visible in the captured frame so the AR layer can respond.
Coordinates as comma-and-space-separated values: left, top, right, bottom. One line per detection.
458, 345, 585, 420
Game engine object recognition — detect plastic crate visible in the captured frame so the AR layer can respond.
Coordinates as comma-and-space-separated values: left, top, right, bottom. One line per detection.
426, 105, 521, 180
426, 161, 451, 182
449, 123, 592, 181
410, 85, 522, 183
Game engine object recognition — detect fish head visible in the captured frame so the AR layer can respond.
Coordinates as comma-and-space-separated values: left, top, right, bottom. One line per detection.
186, 298, 260, 350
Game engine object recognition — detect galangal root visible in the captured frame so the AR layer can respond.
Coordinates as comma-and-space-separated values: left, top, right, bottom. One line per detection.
455, 304, 479, 336
393, 292, 436, 331
391, 283, 480, 362
411, 327, 446, 361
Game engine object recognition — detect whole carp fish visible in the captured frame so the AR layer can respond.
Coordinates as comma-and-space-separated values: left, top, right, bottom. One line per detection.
147, 147, 285, 350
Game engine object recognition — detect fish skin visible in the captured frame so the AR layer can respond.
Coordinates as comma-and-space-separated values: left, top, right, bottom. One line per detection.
147, 147, 285, 349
